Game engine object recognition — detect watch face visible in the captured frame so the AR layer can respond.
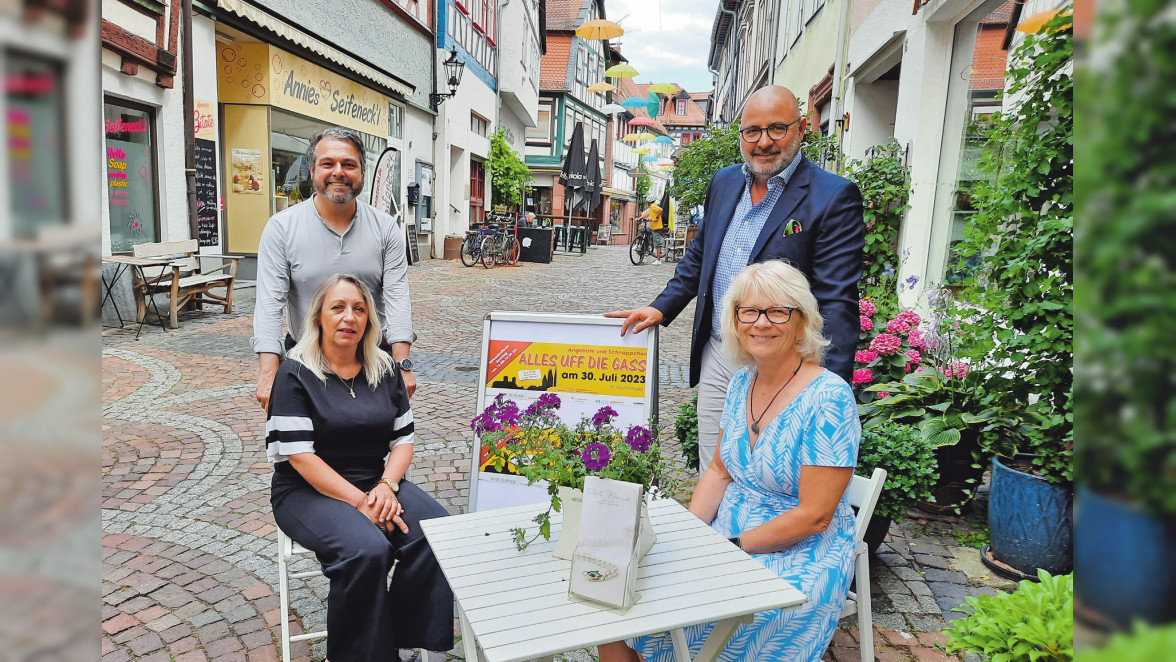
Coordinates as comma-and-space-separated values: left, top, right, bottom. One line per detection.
398, 358, 413, 371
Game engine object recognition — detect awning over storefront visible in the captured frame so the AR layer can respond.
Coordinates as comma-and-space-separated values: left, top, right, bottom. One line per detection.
217, 0, 414, 99
602, 186, 634, 201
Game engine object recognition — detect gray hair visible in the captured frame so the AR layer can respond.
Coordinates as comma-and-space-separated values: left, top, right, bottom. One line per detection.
287, 273, 394, 389
307, 127, 366, 177
719, 260, 830, 366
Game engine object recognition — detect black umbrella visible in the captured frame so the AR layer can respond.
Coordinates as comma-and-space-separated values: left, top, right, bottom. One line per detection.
659, 185, 671, 228
558, 122, 587, 213
583, 138, 602, 213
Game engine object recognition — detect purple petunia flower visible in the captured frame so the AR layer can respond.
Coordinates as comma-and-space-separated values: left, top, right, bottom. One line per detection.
625, 426, 653, 453
537, 393, 562, 410
471, 411, 502, 435
582, 443, 612, 471
495, 402, 521, 427
591, 406, 619, 428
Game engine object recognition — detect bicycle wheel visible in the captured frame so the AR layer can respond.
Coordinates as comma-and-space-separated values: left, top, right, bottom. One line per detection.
502, 235, 520, 266
459, 235, 479, 267
630, 230, 647, 265
480, 235, 496, 269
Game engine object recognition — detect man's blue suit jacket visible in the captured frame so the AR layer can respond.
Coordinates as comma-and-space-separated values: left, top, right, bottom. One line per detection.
650, 156, 864, 387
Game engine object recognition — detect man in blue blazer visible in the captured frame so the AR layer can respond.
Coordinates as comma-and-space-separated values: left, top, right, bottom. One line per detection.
607, 86, 864, 471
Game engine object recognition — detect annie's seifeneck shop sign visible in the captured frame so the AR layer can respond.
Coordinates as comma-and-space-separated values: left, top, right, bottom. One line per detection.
217, 43, 389, 136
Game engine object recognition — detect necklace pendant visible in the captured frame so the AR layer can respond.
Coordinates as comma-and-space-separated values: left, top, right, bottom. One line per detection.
751, 421, 760, 434
349, 388, 356, 398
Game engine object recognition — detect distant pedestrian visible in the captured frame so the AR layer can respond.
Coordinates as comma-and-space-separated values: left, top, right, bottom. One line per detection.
638, 201, 665, 265
252, 127, 416, 412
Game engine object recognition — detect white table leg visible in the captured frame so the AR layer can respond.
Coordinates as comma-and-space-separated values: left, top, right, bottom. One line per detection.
458, 605, 479, 662
669, 628, 691, 662
689, 615, 753, 662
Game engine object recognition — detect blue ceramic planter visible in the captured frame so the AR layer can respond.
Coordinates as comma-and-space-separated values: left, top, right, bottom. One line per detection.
988, 455, 1073, 575
1074, 487, 1176, 625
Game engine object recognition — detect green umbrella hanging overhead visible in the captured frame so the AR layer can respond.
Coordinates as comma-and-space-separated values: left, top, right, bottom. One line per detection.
646, 82, 677, 94
605, 63, 639, 78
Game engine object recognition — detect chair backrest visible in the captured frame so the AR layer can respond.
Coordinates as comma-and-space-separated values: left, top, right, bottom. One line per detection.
134, 240, 199, 274
845, 467, 887, 545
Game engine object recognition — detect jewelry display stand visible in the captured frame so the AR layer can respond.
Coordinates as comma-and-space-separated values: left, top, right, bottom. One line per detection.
568, 477, 645, 612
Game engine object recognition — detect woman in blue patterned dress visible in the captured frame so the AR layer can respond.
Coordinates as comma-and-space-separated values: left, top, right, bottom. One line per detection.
600, 260, 860, 662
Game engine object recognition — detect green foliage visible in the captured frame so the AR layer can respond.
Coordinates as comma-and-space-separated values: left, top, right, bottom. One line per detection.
674, 393, 699, 471
950, 11, 1073, 485
1075, 3, 1176, 512
856, 422, 937, 522
943, 570, 1073, 662
1076, 623, 1176, 662
486, 128, 533, 208
801, 129, 839, 169
634, 174, 651, 209
842, 139, 912, 296
667, 122, 742, 209
920, 521, 990, 549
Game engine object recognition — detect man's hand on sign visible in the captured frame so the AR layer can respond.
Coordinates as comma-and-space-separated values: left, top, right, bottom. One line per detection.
604, 307, 664, 336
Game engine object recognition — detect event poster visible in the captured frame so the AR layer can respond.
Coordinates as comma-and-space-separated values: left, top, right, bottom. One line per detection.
470, 314, 658, 512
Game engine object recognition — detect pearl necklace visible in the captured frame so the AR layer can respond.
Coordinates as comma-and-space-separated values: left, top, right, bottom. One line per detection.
574, 552, 619, 582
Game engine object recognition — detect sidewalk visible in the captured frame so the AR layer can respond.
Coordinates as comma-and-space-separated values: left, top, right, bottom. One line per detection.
101, 246, 1009, 662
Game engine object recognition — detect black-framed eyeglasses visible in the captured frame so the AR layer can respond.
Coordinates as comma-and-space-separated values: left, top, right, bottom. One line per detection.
739, 119, 802, 143
735, 306, 800, 324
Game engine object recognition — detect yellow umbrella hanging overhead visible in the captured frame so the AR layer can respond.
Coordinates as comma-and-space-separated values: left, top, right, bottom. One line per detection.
605, 63, 639, 79
575, 19, 624, 40
646, 82, 677, 94
587, 82, 616, 93
622, 133, 642, 141
1015, 9, 1072, 34
633, 147, 651, 155
634, 132, 657, 141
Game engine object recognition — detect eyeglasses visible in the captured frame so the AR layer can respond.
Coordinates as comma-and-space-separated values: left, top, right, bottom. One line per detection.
735, 306, 800, 324
739, 119, 801, 143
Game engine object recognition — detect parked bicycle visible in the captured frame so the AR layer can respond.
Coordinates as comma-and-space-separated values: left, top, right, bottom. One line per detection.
479, 223, 519, 269
460, 221, 494, 267
630, 219, 656, 265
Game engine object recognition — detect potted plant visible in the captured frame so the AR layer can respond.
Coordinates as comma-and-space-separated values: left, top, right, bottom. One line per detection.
473, 394, 675, 554
674, 393, 700, 472
942, 570, 1073, 662
856, 421, 938, 553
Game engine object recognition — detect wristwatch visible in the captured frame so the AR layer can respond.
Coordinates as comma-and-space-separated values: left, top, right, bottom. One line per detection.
379, 477, 400, 494
728, 536, 743, 550
396, 358, 413, 372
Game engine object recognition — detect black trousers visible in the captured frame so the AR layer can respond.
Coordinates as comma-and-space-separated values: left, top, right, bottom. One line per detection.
272, 479, 455, 660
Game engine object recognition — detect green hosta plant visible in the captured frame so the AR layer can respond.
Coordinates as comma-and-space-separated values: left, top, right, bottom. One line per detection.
856, 422, 937, 523
1075, 623, 1176, 661
943, 570, 1073, 662
674, 393, 699, 471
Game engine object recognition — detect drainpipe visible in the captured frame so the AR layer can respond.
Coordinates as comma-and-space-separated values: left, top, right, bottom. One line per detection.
830, 0, 852, 144
768, 0, 781, 85
182, 0, 198, 243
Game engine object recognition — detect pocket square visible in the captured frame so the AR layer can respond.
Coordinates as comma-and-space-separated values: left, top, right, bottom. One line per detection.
784, 219, 804, 236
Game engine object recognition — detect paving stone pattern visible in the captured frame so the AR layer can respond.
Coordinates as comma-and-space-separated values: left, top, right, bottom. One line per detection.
102, 247, 1009, 662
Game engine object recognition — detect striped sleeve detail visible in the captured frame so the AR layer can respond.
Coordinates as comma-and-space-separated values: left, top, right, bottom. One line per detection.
389, 409, 415, 450
266, 415, 316, 462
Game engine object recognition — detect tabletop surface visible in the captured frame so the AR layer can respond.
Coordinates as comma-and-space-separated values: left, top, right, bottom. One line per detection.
421, 497, 806, 662
102, 255, 186, 266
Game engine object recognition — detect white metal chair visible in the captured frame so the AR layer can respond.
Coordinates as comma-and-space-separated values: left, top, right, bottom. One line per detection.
840, 467, 887, 662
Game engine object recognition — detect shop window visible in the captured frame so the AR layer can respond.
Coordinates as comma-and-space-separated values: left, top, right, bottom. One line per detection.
388, 102, 404, 141
9, 51, 67, 239
104, 98, 159, 252
676, 99, 687, 116
270, 108, 386, 209
471, 112, 489, 137
526, 100, 553, 145
469, 159, 485, 224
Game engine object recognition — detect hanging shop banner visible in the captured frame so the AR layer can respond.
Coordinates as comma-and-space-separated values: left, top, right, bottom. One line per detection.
217, 42, 389, 136
469, 313, 660, 512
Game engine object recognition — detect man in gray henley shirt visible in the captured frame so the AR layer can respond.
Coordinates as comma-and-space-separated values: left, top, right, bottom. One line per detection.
252, 127, 415, 410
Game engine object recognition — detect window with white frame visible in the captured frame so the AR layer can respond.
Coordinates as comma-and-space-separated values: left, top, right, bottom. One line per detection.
676, 99, 687, 116
526, 100, 554, 144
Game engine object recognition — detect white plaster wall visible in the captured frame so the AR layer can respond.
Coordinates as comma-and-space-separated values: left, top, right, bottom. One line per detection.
104, 1, 158, 42
497, 0, 540, 127
403, 104, 435, 252
192, 16, 222, 254
845, 78, 899, 159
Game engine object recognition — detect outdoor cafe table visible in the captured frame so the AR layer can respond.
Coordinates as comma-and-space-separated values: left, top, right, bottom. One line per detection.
101, 255, 182, 339
420, 497, 807, 662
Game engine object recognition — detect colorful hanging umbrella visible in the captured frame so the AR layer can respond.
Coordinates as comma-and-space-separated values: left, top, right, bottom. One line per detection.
575, 19, 624, 40
1015, 9, 1072, 34
647, 96, 661, 116
628, 116, 654, 126
587, 82, 616, 93
621, 133, 642, 141
634, 132, 656, 141
633, 147, 651, 155
601, 103, 628, 115
641, 155, 659, 162
646, 82, 677, 94
605, 64, 640, 78
652, 135, 673, 144
620, 96, 649, 108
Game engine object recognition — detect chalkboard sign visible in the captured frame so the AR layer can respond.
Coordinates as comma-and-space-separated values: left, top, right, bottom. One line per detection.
194, 138, 219, 247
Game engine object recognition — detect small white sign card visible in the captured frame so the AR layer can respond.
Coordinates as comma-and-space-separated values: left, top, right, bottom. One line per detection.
569, 476, 644, 611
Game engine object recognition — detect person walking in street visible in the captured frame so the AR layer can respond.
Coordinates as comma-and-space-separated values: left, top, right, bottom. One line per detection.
252, 127, 416, 411
638, 201, 665, 265
606, 85, 864, 472
267, 274, 453, 659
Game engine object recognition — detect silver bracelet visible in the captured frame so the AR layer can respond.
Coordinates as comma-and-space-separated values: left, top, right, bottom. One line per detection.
574, 552, 619, 582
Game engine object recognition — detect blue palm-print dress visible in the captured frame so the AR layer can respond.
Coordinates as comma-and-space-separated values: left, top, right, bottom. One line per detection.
630, 368, 860, 662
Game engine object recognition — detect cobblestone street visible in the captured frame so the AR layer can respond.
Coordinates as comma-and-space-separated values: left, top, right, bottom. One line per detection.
102, 246, 1009, 662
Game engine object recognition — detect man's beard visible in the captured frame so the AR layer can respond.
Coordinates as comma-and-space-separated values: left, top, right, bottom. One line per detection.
317, 176, 362, 204
743, 141, 799, 179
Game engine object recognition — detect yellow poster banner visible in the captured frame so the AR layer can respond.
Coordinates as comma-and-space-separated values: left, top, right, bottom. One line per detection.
217, 43, 388, 136
485, 341, 649, 398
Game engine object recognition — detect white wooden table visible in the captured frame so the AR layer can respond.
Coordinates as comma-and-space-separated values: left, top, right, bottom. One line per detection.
421, 497, 806, 662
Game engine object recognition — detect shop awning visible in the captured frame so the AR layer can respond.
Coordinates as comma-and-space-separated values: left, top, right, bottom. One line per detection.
217, 0, 414, 99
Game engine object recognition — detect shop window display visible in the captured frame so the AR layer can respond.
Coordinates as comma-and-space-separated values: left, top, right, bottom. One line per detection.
270, 109, 384, 212
104, 99, 159, 252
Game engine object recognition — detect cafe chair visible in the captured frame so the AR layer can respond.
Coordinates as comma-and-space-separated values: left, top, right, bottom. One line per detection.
840, 467, 887, 662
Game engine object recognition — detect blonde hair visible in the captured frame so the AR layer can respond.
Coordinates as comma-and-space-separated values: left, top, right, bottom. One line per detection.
287, 273, 395, 388
718, 260, 830, 366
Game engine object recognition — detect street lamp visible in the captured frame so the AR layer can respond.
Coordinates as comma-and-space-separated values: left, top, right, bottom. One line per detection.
429, 48, 466, 111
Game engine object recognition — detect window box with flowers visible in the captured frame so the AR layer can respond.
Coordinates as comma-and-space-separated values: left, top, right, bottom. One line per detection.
472, 394, 676, 555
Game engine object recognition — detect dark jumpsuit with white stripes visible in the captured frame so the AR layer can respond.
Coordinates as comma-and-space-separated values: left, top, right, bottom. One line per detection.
267, 360, 454, 660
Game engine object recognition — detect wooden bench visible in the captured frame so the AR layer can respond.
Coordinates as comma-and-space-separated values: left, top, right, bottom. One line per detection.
132, 239, 241, 328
